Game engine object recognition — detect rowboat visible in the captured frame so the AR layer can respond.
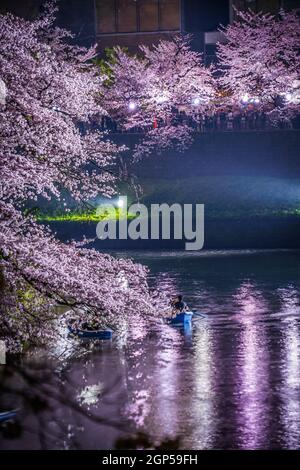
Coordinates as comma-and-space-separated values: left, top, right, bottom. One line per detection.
167, 310, 207, 326
67, 325, 113, 340
0, 410, 17, 423
168, 311, 194, 325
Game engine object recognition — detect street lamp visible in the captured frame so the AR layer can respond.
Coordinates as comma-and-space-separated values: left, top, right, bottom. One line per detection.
128, 101, 137, 111
192, 97, 201, 106
156, 95, 168, 104
241, 94, 249, 104
117, 197, 124, 208
285, 93, 292, 103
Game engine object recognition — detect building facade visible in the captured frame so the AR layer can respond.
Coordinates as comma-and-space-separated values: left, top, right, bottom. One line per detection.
0, 0, 299, 54
93, 0, 300, 61
94, 0, 182, 51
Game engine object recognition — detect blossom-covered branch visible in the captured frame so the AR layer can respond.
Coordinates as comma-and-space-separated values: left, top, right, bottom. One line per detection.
104, 36, 216, 158
0, 2, 162, 352
216, 8, 300, 120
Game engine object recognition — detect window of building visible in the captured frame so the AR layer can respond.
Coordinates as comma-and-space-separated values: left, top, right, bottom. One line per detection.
257, 0, 281, 13
139, 0, 159, 32
95, 0, 181, 34
159, 0, 180, 31
96, 0, 116, 33
117, 0, 137, 32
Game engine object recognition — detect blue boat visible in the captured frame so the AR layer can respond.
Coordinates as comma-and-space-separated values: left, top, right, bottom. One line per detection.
67, 325, 113, 340
168, 311, 193, 325
167, 310, 207, 326
0, 410, 17, 423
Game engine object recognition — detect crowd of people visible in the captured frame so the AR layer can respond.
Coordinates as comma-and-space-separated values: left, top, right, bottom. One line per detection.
98, 108, 296, 134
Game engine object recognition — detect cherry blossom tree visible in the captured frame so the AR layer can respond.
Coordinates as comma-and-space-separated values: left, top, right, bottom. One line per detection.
0, 3, 162, 352
0, 78, 6, 105
216, 8, 300, 121
104, 36, 216, 158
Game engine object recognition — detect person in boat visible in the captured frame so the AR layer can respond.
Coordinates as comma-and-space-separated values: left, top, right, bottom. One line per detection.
81, 320, 100, 331
171, 295, 188, 315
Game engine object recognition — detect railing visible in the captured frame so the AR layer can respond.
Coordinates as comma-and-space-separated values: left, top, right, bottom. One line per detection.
97, 112, 297, 134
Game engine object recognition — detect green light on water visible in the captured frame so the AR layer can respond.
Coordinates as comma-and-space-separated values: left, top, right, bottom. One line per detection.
37, 207, 136, 222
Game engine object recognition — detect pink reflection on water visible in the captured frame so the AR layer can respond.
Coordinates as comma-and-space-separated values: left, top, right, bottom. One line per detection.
234, 282, 270, 449
147, 326, 182, 440
278, 286, 300, 448
123, 270, 181, 433
280, 321, 300, 448
233, 281, 268, 317
124, 314, 183, 434
123, 321, 152, 428
190, 324, 216, 449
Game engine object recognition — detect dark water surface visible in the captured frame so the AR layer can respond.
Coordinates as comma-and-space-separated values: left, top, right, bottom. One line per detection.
1, 249, 300, 449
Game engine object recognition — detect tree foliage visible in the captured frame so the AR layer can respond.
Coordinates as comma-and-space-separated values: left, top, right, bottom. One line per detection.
0, 2, 160, 352
217, 8, 300, 119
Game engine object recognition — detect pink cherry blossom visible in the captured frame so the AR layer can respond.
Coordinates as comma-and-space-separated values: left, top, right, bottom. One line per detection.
104, 35, 216, 158
0, 2, 163, 352
216, 8, 300, 120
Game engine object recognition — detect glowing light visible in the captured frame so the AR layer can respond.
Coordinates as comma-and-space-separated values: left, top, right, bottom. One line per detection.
128, 101, 137, 111
192, 97, 201, 106
254, 98, 260, 104
77, 383, 103, 406
285, 93, 292, 102
156, 95, 168, 104
241, 94, 249, 104
282, 89, 300, 105
117, 198, 124, 208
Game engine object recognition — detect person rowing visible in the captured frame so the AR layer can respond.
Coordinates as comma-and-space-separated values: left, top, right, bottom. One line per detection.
171, 294, 189, 315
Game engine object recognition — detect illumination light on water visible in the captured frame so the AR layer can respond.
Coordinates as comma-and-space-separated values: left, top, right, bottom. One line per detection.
238, 323, 269, 449
233, 281, 268, 316
278, 286, 300, 448
284, 321, 300, 388
234, 282, 269, 449
77, 383, 103, 406
123, 320, 153, 428
149, 327, 182, 440
4, 251, 300, 450
278, 320, 300, 448
50, 314, 78, 360
192, 325, 215, 449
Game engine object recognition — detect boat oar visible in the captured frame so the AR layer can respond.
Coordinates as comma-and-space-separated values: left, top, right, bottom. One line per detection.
192, 310, 207, 319
0, 410, 18, 423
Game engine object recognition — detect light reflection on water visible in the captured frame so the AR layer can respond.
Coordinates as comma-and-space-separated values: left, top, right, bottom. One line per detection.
190, 325, 216, 449
280, 318, 300, 448
114, 249, 300, 450
1, 249, 300, 450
